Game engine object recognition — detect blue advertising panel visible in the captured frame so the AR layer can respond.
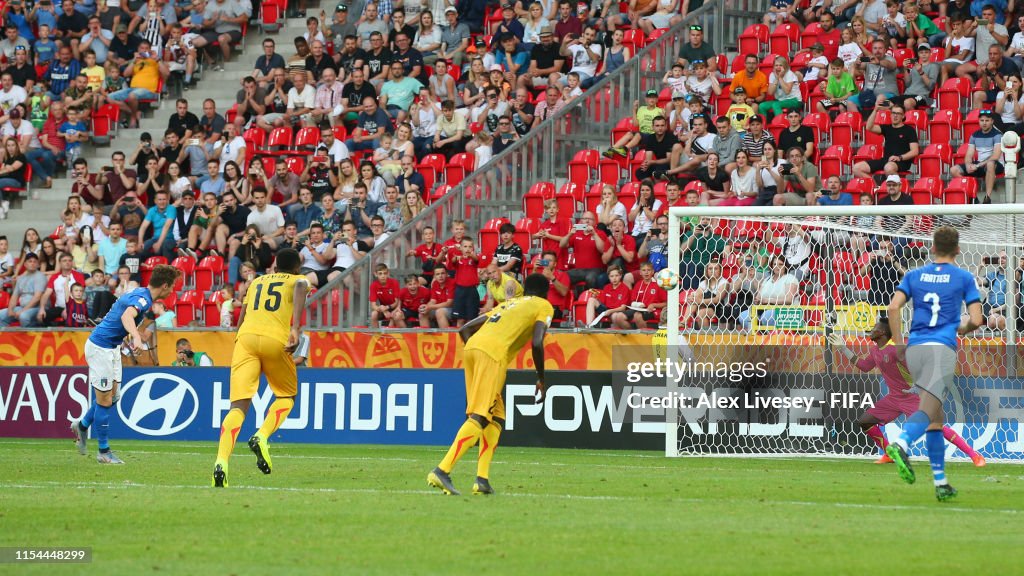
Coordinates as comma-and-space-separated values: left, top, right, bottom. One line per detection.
110, 368, 467, 445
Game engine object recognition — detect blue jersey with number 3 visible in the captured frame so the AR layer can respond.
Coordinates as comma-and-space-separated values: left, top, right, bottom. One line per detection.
88, 288, 153, 349
895, 262, 980, 349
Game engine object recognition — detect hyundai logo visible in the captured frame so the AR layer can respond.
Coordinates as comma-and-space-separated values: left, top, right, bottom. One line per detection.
117, 373, 199, 436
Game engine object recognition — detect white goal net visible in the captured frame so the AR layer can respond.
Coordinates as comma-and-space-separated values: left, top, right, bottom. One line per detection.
662, 204, 1024, 462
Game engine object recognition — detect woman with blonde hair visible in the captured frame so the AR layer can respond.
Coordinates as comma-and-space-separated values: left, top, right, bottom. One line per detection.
334, 158, 359, 204
401, 189, 428, 224
758, 56, 802, 120
595, 184, 627, 230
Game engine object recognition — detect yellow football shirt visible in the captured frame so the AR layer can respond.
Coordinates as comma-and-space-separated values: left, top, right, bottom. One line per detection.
237, 273, 308, 346
465, 295, 554, 365
486, 273, 523, 306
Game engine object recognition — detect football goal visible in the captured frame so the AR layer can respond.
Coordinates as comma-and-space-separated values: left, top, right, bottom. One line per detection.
662, 203, 1024, 462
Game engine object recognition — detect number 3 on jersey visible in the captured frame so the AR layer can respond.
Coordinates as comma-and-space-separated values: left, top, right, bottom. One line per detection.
923, 292, 940, 327
252, 282, 284, 312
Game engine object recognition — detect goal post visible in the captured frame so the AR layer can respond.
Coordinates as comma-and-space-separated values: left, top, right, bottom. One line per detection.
663, 203, 1024, 461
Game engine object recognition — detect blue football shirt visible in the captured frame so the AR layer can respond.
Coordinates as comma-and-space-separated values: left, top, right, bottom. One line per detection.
895, 262, 981, 349
88, 288, 154, 349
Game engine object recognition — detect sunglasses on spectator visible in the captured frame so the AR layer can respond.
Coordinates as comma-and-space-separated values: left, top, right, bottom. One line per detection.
689, 25, 703, 31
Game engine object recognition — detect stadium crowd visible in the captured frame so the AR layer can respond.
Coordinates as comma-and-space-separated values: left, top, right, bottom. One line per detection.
0, 0, 1020, 331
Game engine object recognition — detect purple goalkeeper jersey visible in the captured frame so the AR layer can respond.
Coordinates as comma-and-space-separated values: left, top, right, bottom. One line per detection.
856, 342, 915, 396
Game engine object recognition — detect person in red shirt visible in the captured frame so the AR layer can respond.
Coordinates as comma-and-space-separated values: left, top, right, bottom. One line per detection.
369, 263, 402, 328
451, 237, 481, 326
441, 219, 468, 271
537, 251, 571, 322
585, 265, 630, 328
601, 217, 638, 279
533, 199, 572, 270
628, 261, 667, 328
37, 251, 87, 326
397, 274, 431, 327
421, 265, 456, 328
407, 225, 444, 283
559, 211, 608, 288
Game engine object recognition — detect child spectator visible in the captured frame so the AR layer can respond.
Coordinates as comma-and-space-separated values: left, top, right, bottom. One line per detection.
407, 225, 443, 283
450, 237, 480, 327
420, 265, 455, 328
370, 263, 402, 328
65, 283, 90, 327
151, 300, 177, 328
725, 87, 755, 133
493, 222, 523, 277
662, 63, 687, 94
34, 26, 58, 66
58, 107, 89, 163
219, 285, 238, 328
534, 198, 571, 270
627, 261, 667, 328
584, 265, 630, 328
399, 273, 431, 327
803, 43, 829, 82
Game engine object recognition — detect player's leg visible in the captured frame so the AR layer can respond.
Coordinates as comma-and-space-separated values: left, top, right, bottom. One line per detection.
474, 383, 508, 495
941, 425, 985, 466
858, 411, 891, 462
214, 335, 261, 487
250, 336, 300, 475
430, 350, 498, 495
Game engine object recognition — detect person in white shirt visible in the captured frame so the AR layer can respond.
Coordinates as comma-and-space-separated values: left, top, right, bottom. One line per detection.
319, 124, 350, 163
298, 221, 333, 287
0, 72, 27, 115
738, 254, 799, 331
244, 189, 286, 248
558, 25, 602, 87
285, 71, 317, 128
216, 123, 247, 176
1, 108, 39, 152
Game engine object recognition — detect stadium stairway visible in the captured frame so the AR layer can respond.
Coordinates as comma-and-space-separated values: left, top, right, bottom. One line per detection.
0, 11, 311, 239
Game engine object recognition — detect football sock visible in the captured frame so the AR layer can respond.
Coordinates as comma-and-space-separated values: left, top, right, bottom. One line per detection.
257, 397, 295, 440
865, 425, 888, 451
217, 408, 246, 465
80, 402, 97, 429
95, 404, 110, 452
476, 420, 503, 480
896, 410, 930, 451
942, 426, 978, 458
926, 429, 947, 486
439, 418, 484, 474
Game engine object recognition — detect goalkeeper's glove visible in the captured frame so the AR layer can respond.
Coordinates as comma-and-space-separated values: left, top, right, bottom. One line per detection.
827, 333, 857, 362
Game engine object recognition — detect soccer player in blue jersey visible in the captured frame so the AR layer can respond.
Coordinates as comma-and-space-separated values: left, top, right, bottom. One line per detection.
885, 226, 983, 501
71, 265, 181, 464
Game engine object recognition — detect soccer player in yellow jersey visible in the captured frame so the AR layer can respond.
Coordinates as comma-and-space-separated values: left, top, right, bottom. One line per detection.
428, 274, 553, 496
213, 249, 309, 488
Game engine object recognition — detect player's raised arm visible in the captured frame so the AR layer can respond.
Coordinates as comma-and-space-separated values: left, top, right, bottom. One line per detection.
458, 313, 488, 344
959, 301, 983, 336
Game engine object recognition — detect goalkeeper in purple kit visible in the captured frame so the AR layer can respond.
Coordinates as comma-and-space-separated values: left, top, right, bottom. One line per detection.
884, 226, 983, 501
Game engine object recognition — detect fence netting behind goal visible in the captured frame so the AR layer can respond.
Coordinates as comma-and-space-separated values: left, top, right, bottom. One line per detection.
664, 207, 1024, 462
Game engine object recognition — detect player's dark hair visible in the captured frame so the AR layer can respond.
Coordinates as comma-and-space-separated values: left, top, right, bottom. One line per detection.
933, 225, 959, 257
523, 273, 549, 297
375, 263, 389, 272
499, 223, 515, 235
276, 248, 302, 274
148, 264, 181, 288
876, 316, 892, 336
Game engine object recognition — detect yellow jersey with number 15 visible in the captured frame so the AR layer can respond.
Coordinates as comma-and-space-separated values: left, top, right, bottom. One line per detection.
465, 295, 554, 366
237, 273, 308, 346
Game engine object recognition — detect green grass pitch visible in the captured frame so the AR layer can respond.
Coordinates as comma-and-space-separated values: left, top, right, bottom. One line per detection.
2, 438, 1022, 575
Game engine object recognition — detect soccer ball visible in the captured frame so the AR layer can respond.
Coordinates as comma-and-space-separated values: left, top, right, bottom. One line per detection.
655, 268, 681, 291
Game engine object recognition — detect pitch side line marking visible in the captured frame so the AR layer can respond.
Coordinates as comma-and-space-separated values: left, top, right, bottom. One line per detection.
1, 481, 1019, 515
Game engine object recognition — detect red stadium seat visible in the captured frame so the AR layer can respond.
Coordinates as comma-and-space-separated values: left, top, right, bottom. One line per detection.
568, 149, 600, 188
928, 109, 961, 146
802, 112, 831, 149
800, 22, 822, 49
819, 145, 851, 181
140, 256, 167, 286
444, 153, 475, 188
203, 290, 226, 327
293, 126, 322, 156
170, 256, 196, 289
917, 143, 952, 179
479, 217, 510, 256
831, 112, 863, 148
417, 154, 446, 194
852, 144, 883, 165
523, 181, 555, 218
903, 109, 929, 143
863, 110, 891, 148
264, 126, 294, 156
910, 177, 940, 205
943, 177, 978, 204
769, 23, 800, 57
738, 24, 769, 56
513, 218, 541, 256
195, 255, 224, 293
285, 156, 305, 175
961, 108, 982, 144
843, 177, 875, 197
174, 290, 204, 326
954, 142, 970, 165
598, 157, 622, 186
937, 77, 971, 111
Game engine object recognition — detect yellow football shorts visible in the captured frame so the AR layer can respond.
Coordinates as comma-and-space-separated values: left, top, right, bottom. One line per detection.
463, 348, 507, 421
230, 333, 297, 402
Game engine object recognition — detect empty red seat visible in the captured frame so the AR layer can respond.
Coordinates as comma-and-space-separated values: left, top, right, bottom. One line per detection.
910, 177, 940, 205
943, 177, 978, 204
195, 255, 224, 293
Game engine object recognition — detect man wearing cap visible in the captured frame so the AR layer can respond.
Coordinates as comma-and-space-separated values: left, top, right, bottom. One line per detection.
853, 101, 919, 179
951, 108, 1003, 203
729, 54, 769, 105
519, 25, 565, 90
109, 24, 141, 70
901, 43, 941, 110
603, 88, 663, 157
495, 2, 525, 43
496, 34, 530, 80
741, 114, 774, 161
439, 6, 471, 67
877, 175, 915, 238
676, 24, 717, 75
553, 1, 582, 43
1, 108, 36, 153
327, 3, 357, 48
